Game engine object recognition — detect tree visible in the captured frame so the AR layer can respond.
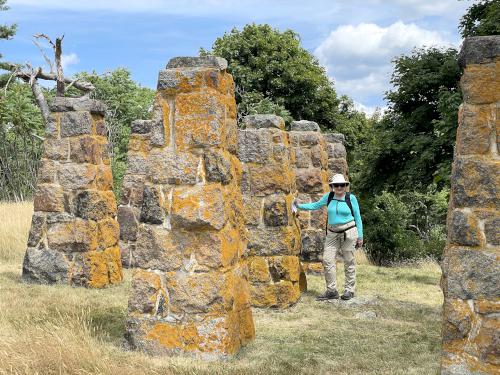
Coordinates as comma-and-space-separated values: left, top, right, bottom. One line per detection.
201, 24, 340, 129
0, 0, 16, 55
357, 47, 461, 193
459, 0, 500, 38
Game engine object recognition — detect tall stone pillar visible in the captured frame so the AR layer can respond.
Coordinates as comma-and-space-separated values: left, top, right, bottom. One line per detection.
441, 36, 499, 375
238, 115, 305, 308
324, 132, 348, 180
124, 57, 255, 358
289, 120, 329, 274
22, 97, 123, 288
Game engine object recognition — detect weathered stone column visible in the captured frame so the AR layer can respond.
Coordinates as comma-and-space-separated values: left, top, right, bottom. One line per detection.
323, 132, 348, 180
289, 120, 329, 274
124, 56, 255, 358
22, 97, 123, 288
238, 115, 305, 308
441, 36, 499, 375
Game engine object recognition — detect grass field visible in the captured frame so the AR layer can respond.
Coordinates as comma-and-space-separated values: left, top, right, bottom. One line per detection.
0, 201, 444, 375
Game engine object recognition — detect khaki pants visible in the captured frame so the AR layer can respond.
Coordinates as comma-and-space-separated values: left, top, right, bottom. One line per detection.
323, 223, 357, 293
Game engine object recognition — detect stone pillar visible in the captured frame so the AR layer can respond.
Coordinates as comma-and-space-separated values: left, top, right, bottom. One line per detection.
441, 36, 499, 375
289, 120, 329, 274
22, 97, 123, 288
323, 132, 348, 180
238, 115, 305, 308
124, 56, 255, 358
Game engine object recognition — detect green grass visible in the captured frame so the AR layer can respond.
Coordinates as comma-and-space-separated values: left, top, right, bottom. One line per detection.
0, 201, 443, 375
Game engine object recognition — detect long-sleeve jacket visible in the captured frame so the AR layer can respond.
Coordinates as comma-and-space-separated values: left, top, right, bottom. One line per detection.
298, 193, 363, 239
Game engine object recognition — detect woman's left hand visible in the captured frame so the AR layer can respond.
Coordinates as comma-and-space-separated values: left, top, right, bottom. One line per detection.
356, 238, 363, 248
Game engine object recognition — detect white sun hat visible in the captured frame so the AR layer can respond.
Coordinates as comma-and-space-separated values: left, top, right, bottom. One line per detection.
329, 174, 349, 185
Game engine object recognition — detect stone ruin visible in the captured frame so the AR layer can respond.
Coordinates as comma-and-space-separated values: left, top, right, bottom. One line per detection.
123, 56, 255, 358
238, 114, 306, 308
441, 36, 499, 374
22, 97, 123, 287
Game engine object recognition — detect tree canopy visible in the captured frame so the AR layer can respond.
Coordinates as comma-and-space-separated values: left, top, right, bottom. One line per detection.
201, 24, 340, 129
459, 0, 500, 38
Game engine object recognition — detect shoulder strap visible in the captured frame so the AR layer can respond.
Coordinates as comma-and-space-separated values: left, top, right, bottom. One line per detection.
345, 192, 354, 217
325, 192, 334, 235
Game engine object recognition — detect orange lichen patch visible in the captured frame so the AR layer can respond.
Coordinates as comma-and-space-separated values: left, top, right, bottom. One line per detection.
97, 217, 119, 250
456, 103, 495, 155
302, 261, 324, 275
47, 219, 98, 253
220, 225, 242, 267
175, 91, 224, 118
474, 299, 500, 314
103, 246, 123, 284
128, 134, 152, 154
174, 116, 223, 150
250, 283, 277, 308
85, 251, 109, 288
269, 255, 301, 282
248, 257, 270, 283
33, 184, 65, 213
171, 184, 226, 230
95, 164, 114, 191
146, 323, 182, 349
461, 63, 498, 104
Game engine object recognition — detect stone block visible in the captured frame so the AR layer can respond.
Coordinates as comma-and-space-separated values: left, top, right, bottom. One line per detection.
310, 206, 327, 228
134, 225, 183, 272
237, 130, 272, 164
175, 117, 223, 150
250, 283, 277, 308
268, 255, 301, 282
299, 132, 322, 146
326, 142, 347, 159
22, 247, 69, 284
43, 138, 70, 160
244, 163, 293, 196
442, 248, 500, 300
131, 119, 153, 135
58, 163, 96, 190
442, 299, 473, 341
484, 216, 500, 246
204, 150, 233, 184
47, 218, 98, 253
275, 280, 300, 307
300, 230, 325, 261
451, 157, 500, 209
296, 168, 326, 193
126, 153, 149, 176
175, 91, 225, 119
33, 184, 65, 212
128, 270, 166, 315
69, 136, 103, 164
97, 218, 120, 250
290, 120, 320, 132
157, 68, 204, 93
456, 103, 495, 155
460, 63, 497, 104
471, 315, 500, 365
323, 133, 345, 144
166, 56, 228, 70
458, 36, 500, 67
150, 120, 168, 147
243, 115, 285, 130
60, 111, 93, 137
294, 148, 311, 168
27, 213, 46, 247
75, 190, 116, 221
120, 174, 146, 207
310, 144, 327, 168
50, 96, 106, 115
148, 148, 198, 185
171, 185, 226, 230
72, 246, 122, 288
448, 210, 482, 247
263, 194, 289, 227
247, 257, 271, 283
247, 226, 301, 257
140, 186, 165, 225
37, 159, 57, 183
95, 164, 114, 191
242, 195, 262, 226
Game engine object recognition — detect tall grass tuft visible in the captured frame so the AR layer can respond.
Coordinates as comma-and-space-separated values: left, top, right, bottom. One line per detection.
0, 201, 32, 263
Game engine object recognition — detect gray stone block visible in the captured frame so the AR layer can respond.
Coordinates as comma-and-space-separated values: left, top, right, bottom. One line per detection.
166, 56, 228, 70
237, 129, 272, 163
50, 97, 106, 115
243, 114, 285, 130
60, 111, 93, 137
131, 120, 153, 135
458, 36, 500, 68
323, 132, 346, 145
290, 120, 320, 132
118, 206, 139, 241
22, 247, 69, 284
204, 150, 233, 185
140, 186, 164, 225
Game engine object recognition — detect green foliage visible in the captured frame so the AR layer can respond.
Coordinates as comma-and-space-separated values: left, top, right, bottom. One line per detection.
362, 186, 448, 265
0, 81, 44, 200
0, 0, 16, 53
201, 24, 340, 129
76, 69, 155, 197
459, 0, 500, 38
357, 47, 461, 194
238, 90, 293, 125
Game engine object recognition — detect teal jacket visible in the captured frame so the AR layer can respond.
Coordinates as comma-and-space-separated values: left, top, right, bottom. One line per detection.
298, 193, 363, 239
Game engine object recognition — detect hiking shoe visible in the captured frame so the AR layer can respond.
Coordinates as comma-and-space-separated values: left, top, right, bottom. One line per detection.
316, 289, 340, 301
341, 291, 355, 300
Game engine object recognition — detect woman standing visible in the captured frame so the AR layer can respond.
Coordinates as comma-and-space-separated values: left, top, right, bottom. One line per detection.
294, 174, 363, 301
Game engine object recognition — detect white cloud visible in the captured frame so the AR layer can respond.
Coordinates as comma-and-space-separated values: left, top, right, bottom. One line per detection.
315, 21, 455, 104
61, 53, 79, 70
353, 101, 387, 118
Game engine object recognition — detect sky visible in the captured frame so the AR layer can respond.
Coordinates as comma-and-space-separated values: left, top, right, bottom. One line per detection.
1, 0, 471, 115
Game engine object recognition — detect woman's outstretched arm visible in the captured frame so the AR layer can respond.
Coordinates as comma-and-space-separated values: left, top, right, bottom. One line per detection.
297, 193, 329, 211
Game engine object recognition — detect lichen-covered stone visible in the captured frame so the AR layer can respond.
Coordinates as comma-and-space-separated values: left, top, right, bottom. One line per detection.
60, 111, 93, 138
75, 190, 116, 221
244, 115, 285, 130
448, 210, 481, 247
140, 185, 165, 225
290, 120, 320, 132
22, 247, 69, 284
33, 184, 65, 212
204, 150, 233, 184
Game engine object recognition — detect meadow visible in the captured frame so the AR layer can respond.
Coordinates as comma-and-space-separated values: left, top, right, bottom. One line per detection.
0, 201, 443, 375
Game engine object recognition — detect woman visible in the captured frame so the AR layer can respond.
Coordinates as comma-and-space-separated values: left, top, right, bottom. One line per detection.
294, 174, 363, 301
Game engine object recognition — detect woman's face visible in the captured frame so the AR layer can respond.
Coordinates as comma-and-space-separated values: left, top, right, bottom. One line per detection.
331, 183, 347, 193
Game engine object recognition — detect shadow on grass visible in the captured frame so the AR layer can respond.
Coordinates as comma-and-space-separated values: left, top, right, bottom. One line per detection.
0, 270, 22, 283
87, 306, 127, 344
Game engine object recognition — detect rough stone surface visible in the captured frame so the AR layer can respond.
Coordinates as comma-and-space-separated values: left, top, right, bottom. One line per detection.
123, 56, 255, 358
290, 120, 320, 132
22, 98, 122, 288
441, 37, 500, 375
238, 116, 305, 308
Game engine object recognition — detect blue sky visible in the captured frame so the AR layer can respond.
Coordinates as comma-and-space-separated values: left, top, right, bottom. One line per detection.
2, 0, 471, 114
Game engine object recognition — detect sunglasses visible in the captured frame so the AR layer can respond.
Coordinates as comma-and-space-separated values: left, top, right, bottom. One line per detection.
331, 184, 347, 188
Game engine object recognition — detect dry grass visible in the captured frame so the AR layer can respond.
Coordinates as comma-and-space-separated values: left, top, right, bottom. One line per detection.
0, 201, 33, 263
0, 201, 444, 375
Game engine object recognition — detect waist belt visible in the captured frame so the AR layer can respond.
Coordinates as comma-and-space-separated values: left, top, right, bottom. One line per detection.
327, 224, 355, 233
